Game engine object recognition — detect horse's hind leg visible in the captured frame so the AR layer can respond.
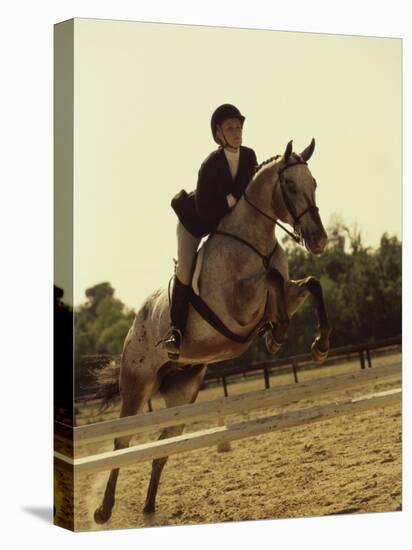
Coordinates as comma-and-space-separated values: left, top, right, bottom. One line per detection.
94, 373, 155, 524
286, 276, 332, 363
143, 364, 207, 515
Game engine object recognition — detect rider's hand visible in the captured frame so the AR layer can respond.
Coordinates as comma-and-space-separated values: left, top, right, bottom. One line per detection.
226, 193, 237, 208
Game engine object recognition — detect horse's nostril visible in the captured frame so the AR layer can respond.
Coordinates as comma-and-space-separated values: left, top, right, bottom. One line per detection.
306, 233, 327, 255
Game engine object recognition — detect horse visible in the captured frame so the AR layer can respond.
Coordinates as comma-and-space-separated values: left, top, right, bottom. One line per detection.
93, 139, 331, 524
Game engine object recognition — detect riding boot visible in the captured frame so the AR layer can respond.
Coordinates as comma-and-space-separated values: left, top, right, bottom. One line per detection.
163, 276, 191, 360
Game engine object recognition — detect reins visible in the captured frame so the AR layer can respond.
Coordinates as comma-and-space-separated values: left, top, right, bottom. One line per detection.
211, 160, 316, 268
212, 229, 278, 270
213, 159, 318, 262
243, 193, 302, 244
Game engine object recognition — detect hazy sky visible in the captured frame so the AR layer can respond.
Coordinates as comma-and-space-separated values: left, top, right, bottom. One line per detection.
70, 18, 401, 310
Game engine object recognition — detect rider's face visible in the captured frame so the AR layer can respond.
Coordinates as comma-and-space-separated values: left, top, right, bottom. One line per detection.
216, 118, 243, 149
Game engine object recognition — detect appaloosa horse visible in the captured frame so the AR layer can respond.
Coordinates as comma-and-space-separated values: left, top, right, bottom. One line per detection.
93, 139, 331, 523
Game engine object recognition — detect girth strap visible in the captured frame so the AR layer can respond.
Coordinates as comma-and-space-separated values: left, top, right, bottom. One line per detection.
189, 287, 267, 344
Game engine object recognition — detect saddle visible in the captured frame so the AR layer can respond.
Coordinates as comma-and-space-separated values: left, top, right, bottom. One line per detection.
191, 244, 205, 297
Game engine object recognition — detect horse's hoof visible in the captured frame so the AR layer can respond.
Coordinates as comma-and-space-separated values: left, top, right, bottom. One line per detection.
311, 338, 329, 364
264, 332, 283, 355
265, 341, 281, 355
94, 506, 112, 524
143, 504, 155, 515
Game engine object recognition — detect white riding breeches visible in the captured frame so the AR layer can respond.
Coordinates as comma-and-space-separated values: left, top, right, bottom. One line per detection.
176, 221, 201, 285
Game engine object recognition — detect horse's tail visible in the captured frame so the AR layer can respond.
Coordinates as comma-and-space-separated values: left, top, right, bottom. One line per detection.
94, 358, 121, 413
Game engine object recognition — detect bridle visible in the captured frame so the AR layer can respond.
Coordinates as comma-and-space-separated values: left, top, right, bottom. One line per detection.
244, 160, 319, 245
278, 160, 319, 237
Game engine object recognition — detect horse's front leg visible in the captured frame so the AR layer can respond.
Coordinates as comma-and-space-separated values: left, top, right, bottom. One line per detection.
286, 276, 332, 363
263, 268, 290, 354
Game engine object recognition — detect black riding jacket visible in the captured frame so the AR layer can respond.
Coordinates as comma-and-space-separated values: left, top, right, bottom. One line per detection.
171, 146, 258, 238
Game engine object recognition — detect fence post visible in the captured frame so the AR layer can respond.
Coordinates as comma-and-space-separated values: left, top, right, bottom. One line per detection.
359, 350, 366, 370
264, 366, 270, 389
216, 414, 232, 453
222, 376, 229, 397
366, 348, 372, 368
218, 378, 231, 452
292, 361, 299, 383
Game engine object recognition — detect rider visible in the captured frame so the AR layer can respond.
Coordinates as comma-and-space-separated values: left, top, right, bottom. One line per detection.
163, 104, 258, 359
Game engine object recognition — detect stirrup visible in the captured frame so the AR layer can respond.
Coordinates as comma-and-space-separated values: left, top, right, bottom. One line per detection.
163, 328, 182, 360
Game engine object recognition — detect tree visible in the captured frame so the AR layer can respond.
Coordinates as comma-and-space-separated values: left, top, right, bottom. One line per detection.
75, 282, 135, 359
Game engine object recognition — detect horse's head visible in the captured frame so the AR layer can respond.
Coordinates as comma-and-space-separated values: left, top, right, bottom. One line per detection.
271, 139, 328, 254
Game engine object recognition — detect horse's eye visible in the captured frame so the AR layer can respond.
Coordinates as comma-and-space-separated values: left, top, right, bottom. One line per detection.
285, 179, 297, 193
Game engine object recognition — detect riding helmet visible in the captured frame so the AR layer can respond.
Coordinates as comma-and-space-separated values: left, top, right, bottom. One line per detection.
210, 104, 245, 144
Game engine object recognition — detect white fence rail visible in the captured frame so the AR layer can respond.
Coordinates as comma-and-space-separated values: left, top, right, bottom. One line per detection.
54, 363, 401, 475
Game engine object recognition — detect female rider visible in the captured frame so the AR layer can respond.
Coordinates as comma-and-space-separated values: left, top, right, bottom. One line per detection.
163, 104, 258, 359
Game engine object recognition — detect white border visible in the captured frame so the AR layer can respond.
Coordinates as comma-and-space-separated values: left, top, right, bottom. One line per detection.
0, 1, 409, 548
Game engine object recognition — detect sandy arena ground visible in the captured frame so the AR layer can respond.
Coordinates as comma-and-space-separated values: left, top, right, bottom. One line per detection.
71, 352, 402, 531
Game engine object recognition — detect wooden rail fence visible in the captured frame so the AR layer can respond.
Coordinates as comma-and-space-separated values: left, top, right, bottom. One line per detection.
75, 336, 401, 405
55, 362, 401, 476
205, 335, 402, 395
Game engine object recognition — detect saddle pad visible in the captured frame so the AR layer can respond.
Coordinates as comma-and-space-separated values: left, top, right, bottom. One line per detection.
192, 242, 206, 296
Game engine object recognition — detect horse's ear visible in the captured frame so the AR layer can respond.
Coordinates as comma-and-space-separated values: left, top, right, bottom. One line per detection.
300, 138, 316, 161
283, 140, 293, 162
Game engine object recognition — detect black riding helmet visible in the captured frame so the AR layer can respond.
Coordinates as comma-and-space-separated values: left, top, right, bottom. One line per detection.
210, 104, 246, 144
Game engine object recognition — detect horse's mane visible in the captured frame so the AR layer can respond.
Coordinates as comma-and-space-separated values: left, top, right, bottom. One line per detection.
254, 152, 303, 178
254, 154, 281, 176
